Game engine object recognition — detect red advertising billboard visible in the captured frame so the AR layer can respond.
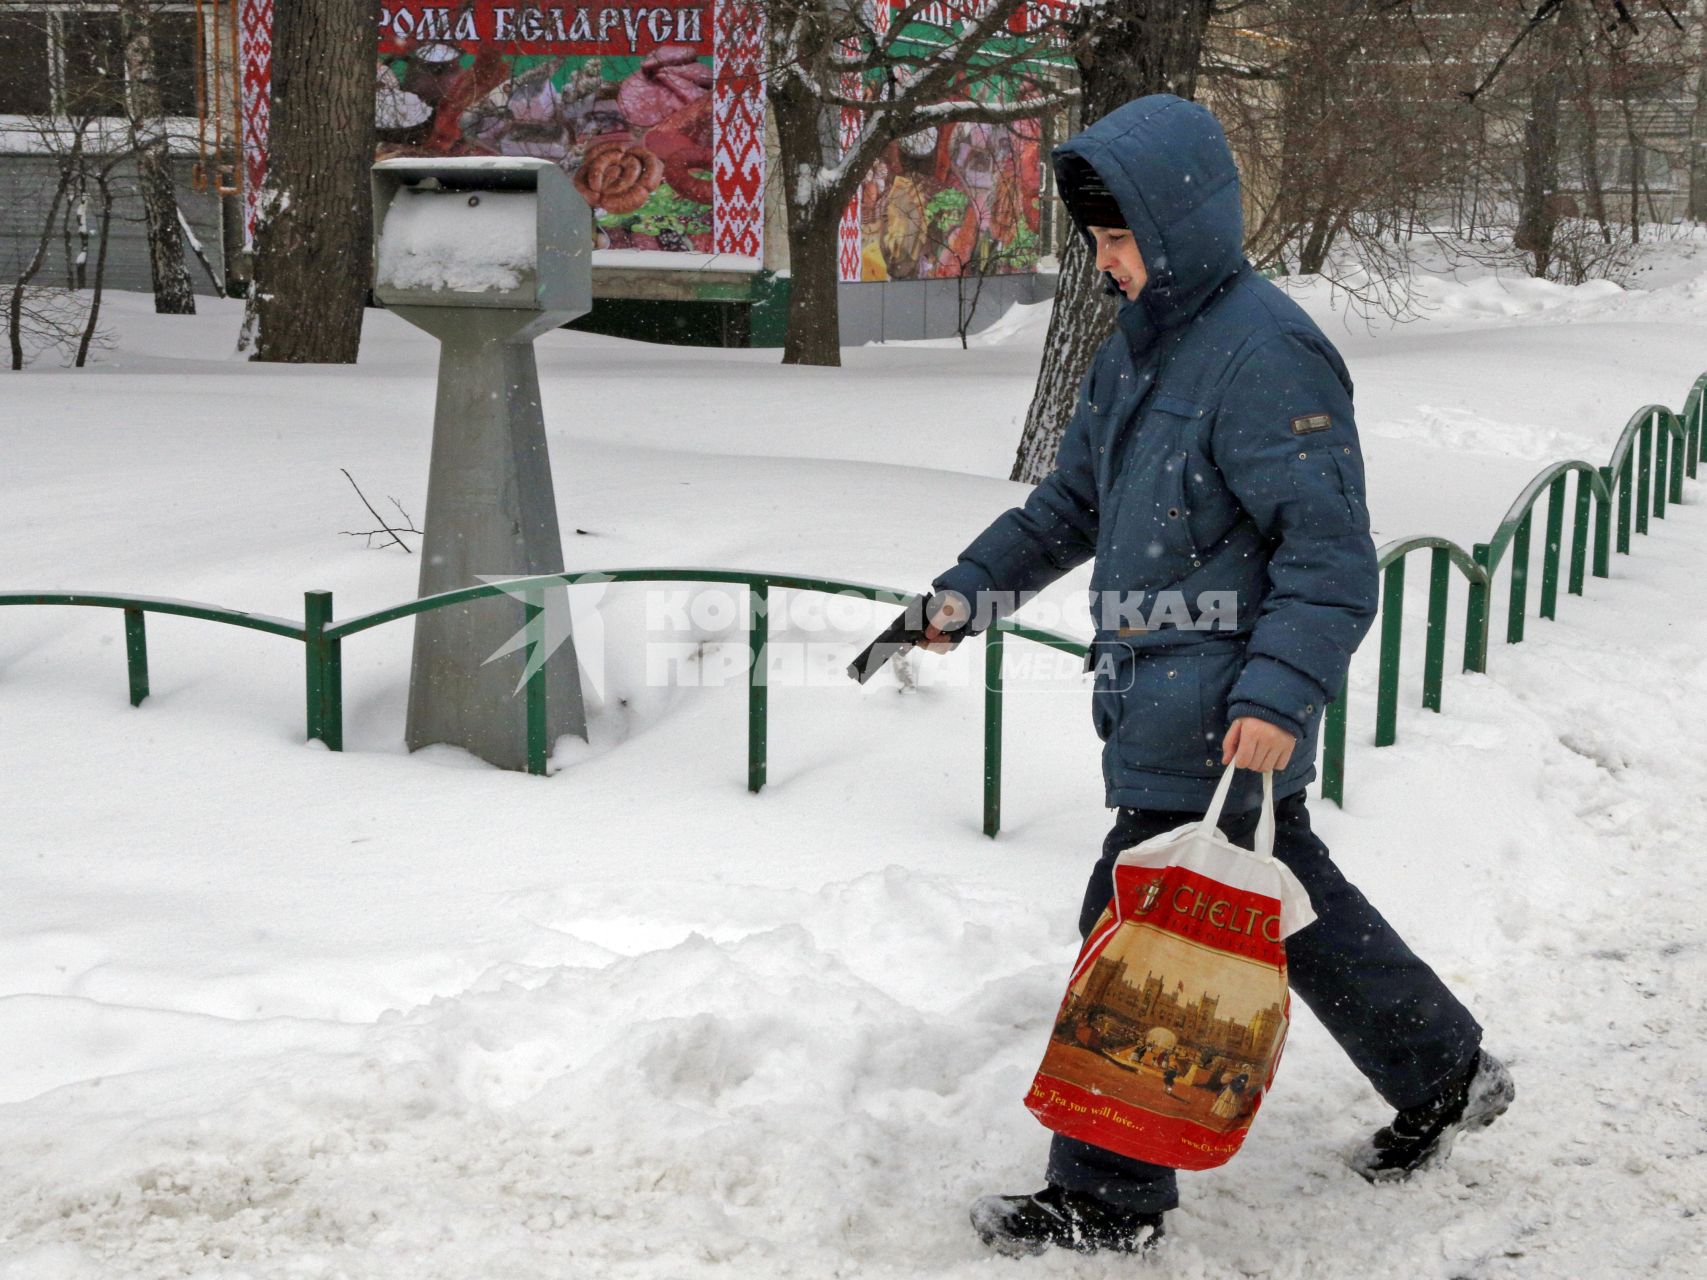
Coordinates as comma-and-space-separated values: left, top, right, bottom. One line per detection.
373, 1, 760, 257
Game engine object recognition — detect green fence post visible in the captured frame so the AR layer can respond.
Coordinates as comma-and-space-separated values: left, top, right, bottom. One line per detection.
1655, 417, 1670, 519
1464, 543, 1491, 674
1617, 451, 1633, 555
304, 591, 322, 746
1507, 511, 1531, 644
122, 607, 149, 707
983, 626, 1004, 838
748, 582, 768, 794
1423, 547, 1448, 713
1670, 417, 1686, 504
1569, 469, 1591, 596
1692, 396, 1703, 479
303, 590, 343, 751
525, 587, 548, 776
1540, 473, 1566, 620
1699, 393, 1707, 469
1593, 465, 1612, 579
1636, 416, 1652, 535
1375, 557, 1404, 747
1322, 678, 1347, 807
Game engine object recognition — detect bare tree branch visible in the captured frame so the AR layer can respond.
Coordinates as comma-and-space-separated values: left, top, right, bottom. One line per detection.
340, 468, 419, 552
1463, 0, 1566, 103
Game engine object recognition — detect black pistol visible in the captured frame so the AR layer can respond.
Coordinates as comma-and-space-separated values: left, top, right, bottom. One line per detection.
847, 591, 960, 684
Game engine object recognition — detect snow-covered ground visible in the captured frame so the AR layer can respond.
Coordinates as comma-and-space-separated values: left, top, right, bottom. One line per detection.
3, 257, 1706, 1278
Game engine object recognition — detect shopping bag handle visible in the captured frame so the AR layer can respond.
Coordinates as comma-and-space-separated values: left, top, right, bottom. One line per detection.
1200, 764, 1276, 862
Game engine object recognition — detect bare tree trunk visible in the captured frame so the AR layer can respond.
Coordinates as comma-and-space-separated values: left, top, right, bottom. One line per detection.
780, 201, 845, 365
178, 207, 226, 295
1620, 94, 1643, 243
1298, 202, 1351, 275
1468, 125, 1485, 239
1011, 234, 1111, 480
120, 0, 195, 315
774, 76, 847, 367
221, 194, 252, 299
63, 186, 79, 287
1580, 88, 1612, 243
1691, 11, 1707, 221
958, 254, 995, 349
1298, 223, 1331, 275
1011, 0, 1214, 483
9, 173, 72, 370
250, 0, 377, 363
76, 174, 116, 367
1515, 50, 1565, 276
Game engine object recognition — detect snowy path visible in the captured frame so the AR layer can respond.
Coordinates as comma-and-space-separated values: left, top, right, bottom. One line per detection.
3, 286, 1706, 1276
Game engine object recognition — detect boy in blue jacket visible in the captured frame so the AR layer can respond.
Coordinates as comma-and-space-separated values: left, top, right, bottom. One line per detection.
912, 96, 1514, 1256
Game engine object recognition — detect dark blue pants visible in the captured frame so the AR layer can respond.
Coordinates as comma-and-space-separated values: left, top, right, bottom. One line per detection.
1045, 791, 1483, 1213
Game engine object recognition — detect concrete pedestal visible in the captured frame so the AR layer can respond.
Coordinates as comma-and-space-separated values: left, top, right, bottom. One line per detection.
396, 306, 586, 769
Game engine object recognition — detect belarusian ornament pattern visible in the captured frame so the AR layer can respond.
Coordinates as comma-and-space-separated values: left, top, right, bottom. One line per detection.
238, 0, 272, 247
712, 0, 765, 260
836, 46, 862, 283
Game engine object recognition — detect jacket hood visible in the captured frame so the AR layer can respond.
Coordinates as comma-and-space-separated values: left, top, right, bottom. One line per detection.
1054, 95, 1244, 331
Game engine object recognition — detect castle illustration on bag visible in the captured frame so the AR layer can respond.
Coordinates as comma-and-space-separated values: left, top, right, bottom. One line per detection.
1056, 941, 1286, 1065
1032, 876, 1295, 1155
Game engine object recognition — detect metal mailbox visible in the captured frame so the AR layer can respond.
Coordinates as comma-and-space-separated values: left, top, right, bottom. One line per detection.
370, 155, 592, 772
371, 156, 590, 320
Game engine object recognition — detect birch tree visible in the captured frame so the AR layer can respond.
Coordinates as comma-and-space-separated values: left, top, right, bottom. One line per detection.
118, 0, 194, 314
1011, 0, 1213, 484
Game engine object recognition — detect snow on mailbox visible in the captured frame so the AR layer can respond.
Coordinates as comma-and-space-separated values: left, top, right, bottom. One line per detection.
371, 155, 591, 774
372, 156, 590, 320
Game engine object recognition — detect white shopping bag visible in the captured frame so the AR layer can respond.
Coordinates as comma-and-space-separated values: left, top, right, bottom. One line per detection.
1027, 766, 1316, 1169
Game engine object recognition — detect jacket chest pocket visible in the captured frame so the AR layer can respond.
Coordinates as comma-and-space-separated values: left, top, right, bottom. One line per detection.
1089, 365, 1156, 496
1123, 394, 1207, 561
1157, 450, 1197, 557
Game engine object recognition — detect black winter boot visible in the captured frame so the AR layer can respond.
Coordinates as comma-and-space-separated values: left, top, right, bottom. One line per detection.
1350, 1049, 1515, 1182
969, 1184, 1165, 1257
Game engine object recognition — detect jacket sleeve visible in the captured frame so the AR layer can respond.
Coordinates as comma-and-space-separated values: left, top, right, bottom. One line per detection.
1210, 332, 1379, 738
929, 354, 1102, 630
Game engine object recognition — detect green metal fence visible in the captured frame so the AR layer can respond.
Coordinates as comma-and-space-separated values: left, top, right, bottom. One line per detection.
0, 570, 949, 794
1320, 378, 1704, 805
4, 375, 1703, 834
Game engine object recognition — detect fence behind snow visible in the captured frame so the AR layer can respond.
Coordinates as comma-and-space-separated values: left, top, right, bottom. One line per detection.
3, 374, 1704, 833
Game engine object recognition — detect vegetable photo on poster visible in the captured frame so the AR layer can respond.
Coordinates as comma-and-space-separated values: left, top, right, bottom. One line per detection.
375, 1, 715, 252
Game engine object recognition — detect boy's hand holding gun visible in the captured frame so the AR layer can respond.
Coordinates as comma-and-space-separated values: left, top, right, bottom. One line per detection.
845, 589, 972, 684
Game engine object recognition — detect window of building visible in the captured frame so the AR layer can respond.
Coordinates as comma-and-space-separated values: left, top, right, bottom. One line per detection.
62, 11, 128, 117
0, 13, 53, 115
0, 4, 200, 120
153, 12, 197, 116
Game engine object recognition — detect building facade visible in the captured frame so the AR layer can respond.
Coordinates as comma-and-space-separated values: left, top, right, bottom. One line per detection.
0, 0, 1064, 345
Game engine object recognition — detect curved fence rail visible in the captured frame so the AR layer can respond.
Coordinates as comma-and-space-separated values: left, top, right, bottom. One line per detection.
5, 375, 1705, 833
1319, 379, 1706, 805
0, 592, 304, 712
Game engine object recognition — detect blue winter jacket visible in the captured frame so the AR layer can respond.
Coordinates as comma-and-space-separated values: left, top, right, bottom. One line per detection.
931, 95, 1379, 815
